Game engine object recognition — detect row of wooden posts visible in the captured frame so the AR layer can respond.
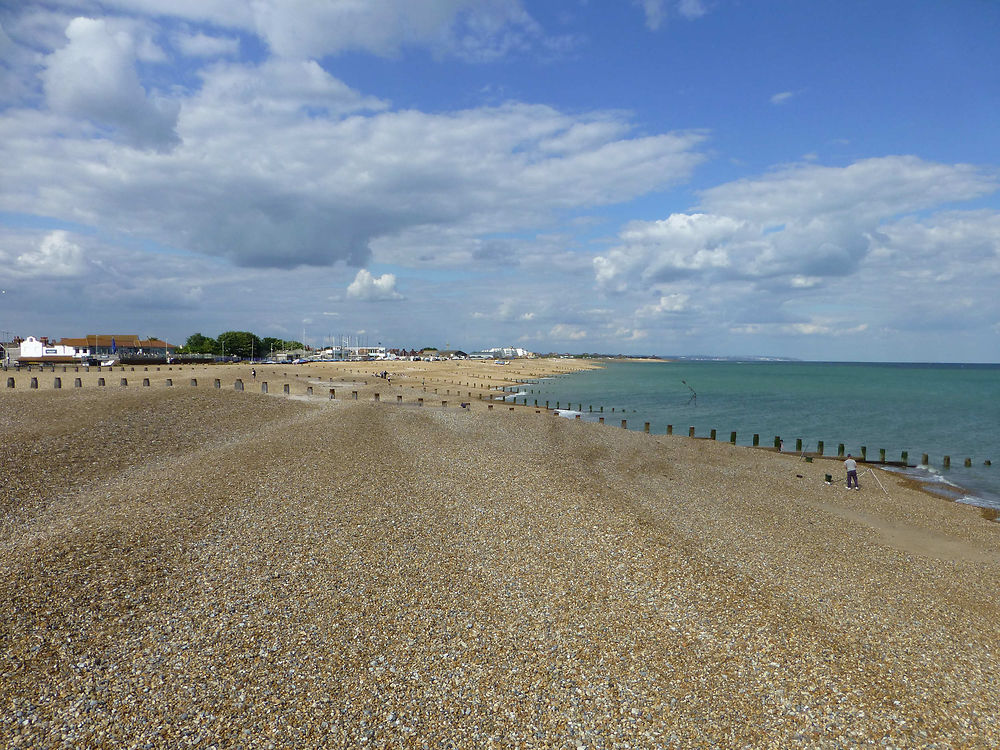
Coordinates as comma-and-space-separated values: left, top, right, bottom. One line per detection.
6, 371, 988, 470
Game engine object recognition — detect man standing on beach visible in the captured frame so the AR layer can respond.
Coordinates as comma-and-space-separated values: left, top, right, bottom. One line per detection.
845, 454, 860, 490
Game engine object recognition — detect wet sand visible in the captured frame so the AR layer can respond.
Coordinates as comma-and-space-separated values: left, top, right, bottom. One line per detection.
3, 360, 1000, 748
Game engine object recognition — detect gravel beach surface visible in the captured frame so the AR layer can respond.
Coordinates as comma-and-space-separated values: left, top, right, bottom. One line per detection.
3, 362, 999, 748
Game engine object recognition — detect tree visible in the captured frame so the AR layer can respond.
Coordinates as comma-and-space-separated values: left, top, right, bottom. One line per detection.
179, 332, 218, 354
216, 331, 263, 360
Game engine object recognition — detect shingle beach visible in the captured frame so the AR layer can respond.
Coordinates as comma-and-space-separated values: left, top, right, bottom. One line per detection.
3, 361, 999, 749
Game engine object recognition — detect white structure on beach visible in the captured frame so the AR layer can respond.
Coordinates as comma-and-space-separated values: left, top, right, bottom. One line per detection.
480, 346, 534, 359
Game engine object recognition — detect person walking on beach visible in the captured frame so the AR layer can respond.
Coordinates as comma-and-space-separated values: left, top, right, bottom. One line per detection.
845, 454, 860, 490
251, 368, 256, 379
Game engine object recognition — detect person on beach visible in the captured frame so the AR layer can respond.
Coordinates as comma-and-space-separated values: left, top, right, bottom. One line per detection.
251, 368, 256, 379
845, 454, 860, 490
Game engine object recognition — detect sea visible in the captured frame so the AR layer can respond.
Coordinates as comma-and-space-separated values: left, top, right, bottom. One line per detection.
499, 360, 1000, 513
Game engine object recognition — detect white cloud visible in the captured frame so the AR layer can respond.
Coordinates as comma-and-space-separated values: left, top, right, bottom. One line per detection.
636, 293, 690, 317
346, 269, 403, 301
41, 17, 179, 150
14, 230, 86, 277
597, 157, 998, 296
770, 91, 795, 105
174, 31, 240, 58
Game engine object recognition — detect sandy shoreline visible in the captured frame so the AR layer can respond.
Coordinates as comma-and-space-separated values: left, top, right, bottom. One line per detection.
3, 360, 1000, 747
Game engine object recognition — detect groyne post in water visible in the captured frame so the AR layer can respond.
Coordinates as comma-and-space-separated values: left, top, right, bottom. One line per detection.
817, 440, 824, 455
861, 446, 867, 461
753, 434, 759, 446
796, 438, 802, 452
944, 455, 951, 468
838, 443, 845, 457
667, 425, 673, 435
730, 431, 737, 445
710, 429, 717, 440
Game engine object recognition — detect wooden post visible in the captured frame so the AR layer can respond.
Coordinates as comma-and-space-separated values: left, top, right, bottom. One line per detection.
838, 443, 845, 457
879, 448, 886, 463
621, 419, 627, 429
644, 422, 650, 433
964, 458, 972, 467
861, 446, 867, 460
667, 424, 673, 435
120, 378, 128, 387
689, 426, 695, 437
901, 451, 908, 465
774, 436, 781, 449
795, 438, 802, 452
922, 453, 930, 466
817, 440, 824, 455
943, 455, 951, 468
730, 431, 737, 444
710, 429, 717, 440
753, 434, 759, 446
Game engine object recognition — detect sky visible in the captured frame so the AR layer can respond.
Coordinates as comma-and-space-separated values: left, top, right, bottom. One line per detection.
1, 0, 999, 361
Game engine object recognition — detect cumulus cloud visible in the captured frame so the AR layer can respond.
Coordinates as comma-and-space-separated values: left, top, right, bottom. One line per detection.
770, 91, 795, 105
41, 17, 180, 150
596, 157, 998, 296
15, 230, 85, 277
346, 269, 403, 300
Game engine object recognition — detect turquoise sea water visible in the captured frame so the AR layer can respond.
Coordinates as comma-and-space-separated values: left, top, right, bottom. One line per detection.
502, 361, 1000, 511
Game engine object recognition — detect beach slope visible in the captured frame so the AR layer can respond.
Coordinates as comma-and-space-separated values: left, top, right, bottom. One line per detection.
3, 384, 999, 747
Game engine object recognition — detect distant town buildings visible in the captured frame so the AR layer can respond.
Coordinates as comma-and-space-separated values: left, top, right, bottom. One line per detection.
0, 334, 535, 366
5, 335, 178, 365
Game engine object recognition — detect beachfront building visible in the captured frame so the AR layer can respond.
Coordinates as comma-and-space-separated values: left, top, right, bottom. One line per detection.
14, 334, 178, 365
480, 346, 535, 359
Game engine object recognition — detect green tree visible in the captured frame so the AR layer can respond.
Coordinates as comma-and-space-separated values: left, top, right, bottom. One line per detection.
216, 331, 263, 360
179, 332, 218, 354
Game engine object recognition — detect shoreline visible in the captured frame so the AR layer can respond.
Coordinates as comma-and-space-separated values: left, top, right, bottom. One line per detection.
4, 356, 997, 522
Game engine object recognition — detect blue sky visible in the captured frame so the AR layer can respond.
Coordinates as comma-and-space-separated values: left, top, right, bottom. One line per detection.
1, 0, 999, 361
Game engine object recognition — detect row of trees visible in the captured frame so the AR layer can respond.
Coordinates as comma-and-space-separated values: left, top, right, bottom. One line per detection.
177, 332, 304, 360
